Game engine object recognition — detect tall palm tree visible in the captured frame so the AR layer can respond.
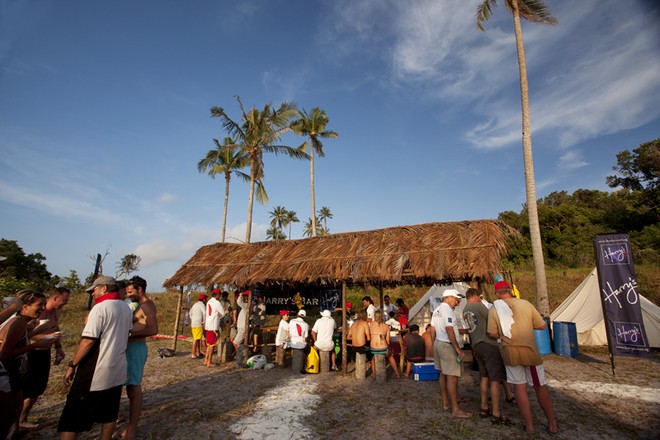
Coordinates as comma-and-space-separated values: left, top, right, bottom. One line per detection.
198, 137, 259, 242
269, 205, 288, 233
303, 216, 326, 237
285, 209, 300, 239
292, 107, 338, 237
476, 0, 556, 317
317, 206, 333, 233
302, 218, 315, 238
211, 97, 308, 243
266, 225, 286, 241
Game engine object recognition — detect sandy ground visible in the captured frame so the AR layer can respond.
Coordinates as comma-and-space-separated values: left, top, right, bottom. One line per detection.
15, 340, 660, 440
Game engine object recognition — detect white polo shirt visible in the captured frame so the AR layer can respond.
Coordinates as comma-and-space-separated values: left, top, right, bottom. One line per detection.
431, 302, 460, 344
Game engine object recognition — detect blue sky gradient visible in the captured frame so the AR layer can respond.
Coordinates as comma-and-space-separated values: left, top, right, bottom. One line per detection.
1, 0, 658, 290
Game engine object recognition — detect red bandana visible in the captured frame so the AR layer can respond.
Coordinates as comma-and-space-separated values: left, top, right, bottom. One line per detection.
95, 293, 122, 304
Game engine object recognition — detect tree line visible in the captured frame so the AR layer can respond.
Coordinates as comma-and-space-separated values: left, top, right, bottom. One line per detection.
501, 139, 659, 269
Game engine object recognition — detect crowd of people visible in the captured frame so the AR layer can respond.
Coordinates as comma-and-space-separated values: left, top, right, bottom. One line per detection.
0, 275, 159, 440
272, 285, 557, 434
1, 279, 558, 437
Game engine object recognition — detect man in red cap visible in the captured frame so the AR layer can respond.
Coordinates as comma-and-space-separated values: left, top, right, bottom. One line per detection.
488, 281, 557, 434
204, 289, 225, 367
190, 294, 207, 359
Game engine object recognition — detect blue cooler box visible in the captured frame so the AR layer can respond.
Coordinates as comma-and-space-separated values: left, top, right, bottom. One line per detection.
411, 362, 439, 381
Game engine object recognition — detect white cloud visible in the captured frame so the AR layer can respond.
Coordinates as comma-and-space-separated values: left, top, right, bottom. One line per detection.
558, 151, 588, 171
157, 192, 176, 203
0, 180, 122, 225
461, 1, 660, 150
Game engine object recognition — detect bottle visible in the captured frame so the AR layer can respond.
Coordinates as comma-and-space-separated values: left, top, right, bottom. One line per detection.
456, 355, 462, 364
54, 351, 65, 366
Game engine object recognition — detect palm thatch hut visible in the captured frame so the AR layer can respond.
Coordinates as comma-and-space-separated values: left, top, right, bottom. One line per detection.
164, 220, 510, 289
164, 220, 512, 363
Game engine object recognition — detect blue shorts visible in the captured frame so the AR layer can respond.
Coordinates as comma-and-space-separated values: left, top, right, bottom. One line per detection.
125, 341, 148, 386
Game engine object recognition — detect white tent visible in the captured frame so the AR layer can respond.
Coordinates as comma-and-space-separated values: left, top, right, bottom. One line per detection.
408, 282, 471, 335
550, 268, 660, 348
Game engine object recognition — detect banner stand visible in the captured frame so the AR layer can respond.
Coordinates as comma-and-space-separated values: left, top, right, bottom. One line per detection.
594, 233, 651, 376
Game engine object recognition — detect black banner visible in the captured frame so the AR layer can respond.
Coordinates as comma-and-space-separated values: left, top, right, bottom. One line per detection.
594, 234, 650, 357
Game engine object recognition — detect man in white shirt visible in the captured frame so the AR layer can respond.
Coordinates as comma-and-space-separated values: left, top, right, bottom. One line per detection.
382, 295, 398, 317
429, 289, 471, 418
312, 310, 338, 371
289, 310, 309, 350
232, 292, 249, 349
362, 296, 376, 322
204, 290, 225, 367
58, 276, 133, 440
189, 294, 207, 359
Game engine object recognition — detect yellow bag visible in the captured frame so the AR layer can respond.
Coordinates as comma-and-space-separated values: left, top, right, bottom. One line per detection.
306, 346, 319, 374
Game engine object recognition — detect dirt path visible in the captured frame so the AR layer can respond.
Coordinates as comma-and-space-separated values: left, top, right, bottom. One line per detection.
19, 341, 660, 440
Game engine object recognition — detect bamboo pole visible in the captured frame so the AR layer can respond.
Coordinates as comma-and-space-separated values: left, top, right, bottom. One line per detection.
171, 286, 184, 352
342, 282, 347, 374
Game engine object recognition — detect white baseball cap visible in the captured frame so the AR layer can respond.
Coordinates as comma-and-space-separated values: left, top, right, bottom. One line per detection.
442, 289, 465, 299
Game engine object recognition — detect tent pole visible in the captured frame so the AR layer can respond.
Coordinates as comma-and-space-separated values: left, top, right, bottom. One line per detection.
172, 285, 184, 352
342, 282, 347, 374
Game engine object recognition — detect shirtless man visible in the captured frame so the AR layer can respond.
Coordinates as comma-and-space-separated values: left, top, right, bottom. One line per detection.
122, 276, 158, 440
422, 324, 434, 362
347, 310, 370, 355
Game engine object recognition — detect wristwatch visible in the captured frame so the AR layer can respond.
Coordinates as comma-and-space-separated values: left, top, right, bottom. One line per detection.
67, 360, 77, 369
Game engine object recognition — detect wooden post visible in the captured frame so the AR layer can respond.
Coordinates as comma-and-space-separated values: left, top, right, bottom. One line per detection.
341, 282, 347, 374
292, 349, 305, 373
236, 344, 249, 369
319, 350, 330, 373
243, 289, 253, 346
374, 354, 386, 383
220, 339, 231, 363
171, 286, 184, 352
261, 345, 273, 363
398, 330, 406, 372
378, 284, 384, 314
355, 352, 367, 380
275, 346, 286, 368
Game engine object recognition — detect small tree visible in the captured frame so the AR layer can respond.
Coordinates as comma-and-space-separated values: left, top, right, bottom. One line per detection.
285, 210, 300, 239
59, 270, 83, 292
116, 254, 141, 278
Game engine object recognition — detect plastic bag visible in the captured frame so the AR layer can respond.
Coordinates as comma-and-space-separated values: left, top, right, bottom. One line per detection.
306, 347, 319, 374
247, 354, 267, 369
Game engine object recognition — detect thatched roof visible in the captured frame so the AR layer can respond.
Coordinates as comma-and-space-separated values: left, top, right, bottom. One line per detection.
163, 220, 511, 289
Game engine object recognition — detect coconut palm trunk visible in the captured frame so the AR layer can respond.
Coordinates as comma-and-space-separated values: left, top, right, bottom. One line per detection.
245, 158, 257, 243
310, 149, 317, 237
511, 0, 549, 316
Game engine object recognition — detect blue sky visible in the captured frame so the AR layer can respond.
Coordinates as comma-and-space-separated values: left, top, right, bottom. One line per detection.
1, 0, 659, 291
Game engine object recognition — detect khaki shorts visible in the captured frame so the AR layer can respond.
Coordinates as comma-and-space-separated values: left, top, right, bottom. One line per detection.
434, 340, 461, 377
505, 364, 547, 386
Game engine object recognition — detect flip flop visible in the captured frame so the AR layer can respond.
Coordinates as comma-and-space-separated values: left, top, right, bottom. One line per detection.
452, 412, 472, 419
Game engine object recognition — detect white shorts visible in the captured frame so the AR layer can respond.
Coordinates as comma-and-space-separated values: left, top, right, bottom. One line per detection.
505, 364, 547, 386
233, 327, 246, 345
